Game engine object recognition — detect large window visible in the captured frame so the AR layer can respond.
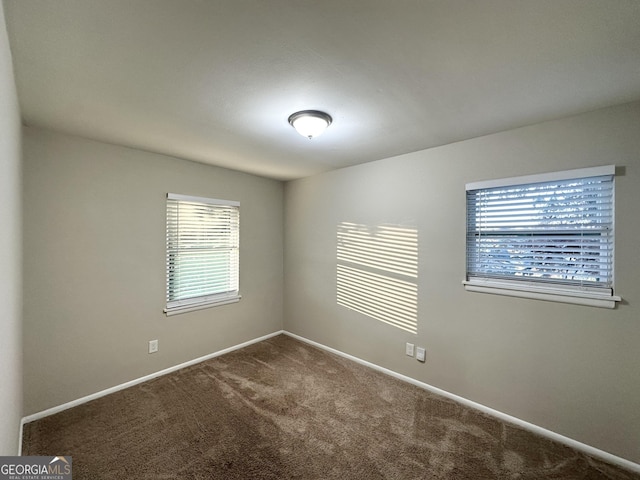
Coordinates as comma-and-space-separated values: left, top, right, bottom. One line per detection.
464, 165, 621, 308
165, 193, 240, 316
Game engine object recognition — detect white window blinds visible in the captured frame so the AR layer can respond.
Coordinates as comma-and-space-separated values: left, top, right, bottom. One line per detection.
465, 165, 620, 308
165, 193, 240, 316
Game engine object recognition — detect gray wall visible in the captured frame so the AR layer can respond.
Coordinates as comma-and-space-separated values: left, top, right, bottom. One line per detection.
0, 1, 21, 455
284, 101, 640, 463
23, 127, 284, 415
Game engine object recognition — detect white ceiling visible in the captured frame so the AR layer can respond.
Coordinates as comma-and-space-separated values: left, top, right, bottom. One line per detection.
4, 1, 640, 181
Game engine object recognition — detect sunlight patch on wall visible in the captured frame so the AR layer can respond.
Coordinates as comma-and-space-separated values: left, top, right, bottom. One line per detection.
337, 222, 418, 334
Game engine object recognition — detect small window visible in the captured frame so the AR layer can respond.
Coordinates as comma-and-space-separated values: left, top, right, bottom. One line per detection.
165, 193, 240, 316
464, 165, 621, 308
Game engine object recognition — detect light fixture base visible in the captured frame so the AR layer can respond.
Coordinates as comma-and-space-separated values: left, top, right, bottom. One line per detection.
288, 110, 332, 139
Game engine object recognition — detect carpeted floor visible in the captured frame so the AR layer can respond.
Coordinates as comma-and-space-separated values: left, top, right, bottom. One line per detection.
23, 334, 639, 479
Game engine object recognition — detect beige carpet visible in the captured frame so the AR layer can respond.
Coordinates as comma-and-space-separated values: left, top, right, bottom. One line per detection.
23, 334, 639, 479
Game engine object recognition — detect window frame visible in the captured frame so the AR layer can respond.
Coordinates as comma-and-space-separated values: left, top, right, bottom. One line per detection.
463, 165, 621, 309
165, 193, 241, 316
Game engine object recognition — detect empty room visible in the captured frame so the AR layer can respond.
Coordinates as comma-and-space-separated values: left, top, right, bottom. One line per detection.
1, 1, 640, 478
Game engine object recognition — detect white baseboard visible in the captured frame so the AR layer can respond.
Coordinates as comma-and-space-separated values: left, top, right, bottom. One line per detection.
283, 331, 640, 474
20, 330, 284, 430
17, 417, 24, 456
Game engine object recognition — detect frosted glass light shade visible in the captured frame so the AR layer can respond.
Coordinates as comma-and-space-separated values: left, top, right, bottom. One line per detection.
288, 110, 332, 139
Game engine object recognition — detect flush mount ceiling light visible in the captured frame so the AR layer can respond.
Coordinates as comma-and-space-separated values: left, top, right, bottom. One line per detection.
288, 110, 332, 139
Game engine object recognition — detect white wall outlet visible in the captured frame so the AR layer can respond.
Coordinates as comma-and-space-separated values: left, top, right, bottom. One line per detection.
405, 343, 415, 357
416, 347, 426, 362
148, 339, 159, 354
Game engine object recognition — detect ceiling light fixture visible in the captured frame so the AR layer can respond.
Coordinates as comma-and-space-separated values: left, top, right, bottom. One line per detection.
288, 110, 332, 139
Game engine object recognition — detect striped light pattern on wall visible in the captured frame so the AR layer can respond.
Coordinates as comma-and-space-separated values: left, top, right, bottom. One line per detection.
337, 222, 418, 334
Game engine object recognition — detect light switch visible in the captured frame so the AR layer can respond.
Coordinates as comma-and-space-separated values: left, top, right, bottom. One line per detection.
406, 343, 415, 357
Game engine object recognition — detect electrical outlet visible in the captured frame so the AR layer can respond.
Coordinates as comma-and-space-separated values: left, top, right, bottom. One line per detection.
416, 347, 426, 362
148, 339, 159, 354
405, 343, 415, 357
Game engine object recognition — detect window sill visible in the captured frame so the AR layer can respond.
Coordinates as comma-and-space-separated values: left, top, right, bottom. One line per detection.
164, 294, 241, 316
463, 280, 621, 309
